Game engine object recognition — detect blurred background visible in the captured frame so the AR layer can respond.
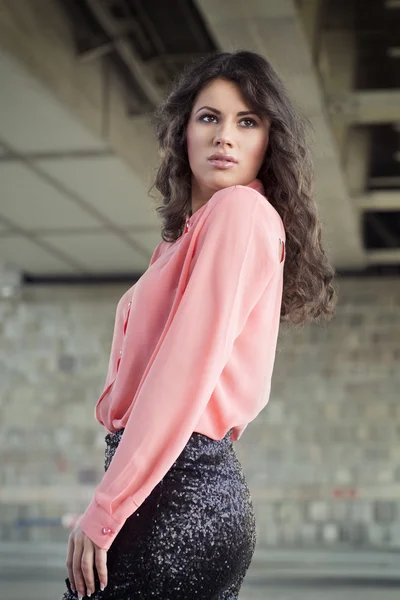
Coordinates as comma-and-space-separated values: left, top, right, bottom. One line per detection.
0, 0, 399, 598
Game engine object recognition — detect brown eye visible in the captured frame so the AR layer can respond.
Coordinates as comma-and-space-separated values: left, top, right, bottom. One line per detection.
240, 118, 257, 128
199, 113, 218, 123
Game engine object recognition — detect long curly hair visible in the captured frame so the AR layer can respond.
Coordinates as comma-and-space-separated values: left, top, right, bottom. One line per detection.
151, 50, 336, 325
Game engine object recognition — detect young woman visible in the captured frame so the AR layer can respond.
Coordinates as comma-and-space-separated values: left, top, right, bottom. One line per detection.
62, 50, 336, 600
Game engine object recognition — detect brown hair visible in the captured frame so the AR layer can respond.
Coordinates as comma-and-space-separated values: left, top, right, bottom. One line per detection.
151, 50, 336, 325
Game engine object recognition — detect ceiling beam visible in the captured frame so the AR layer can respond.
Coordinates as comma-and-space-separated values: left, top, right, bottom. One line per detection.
327, 90, 400, 124
367, 250, 400, 264
354, 191, 400, 211
84, 0, 164, 106
0, 148, 114, 162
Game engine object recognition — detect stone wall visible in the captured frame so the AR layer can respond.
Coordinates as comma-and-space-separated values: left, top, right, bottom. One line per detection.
0, 277, 399, 548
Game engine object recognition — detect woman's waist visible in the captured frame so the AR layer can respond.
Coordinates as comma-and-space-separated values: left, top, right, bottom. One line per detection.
104, 428, 234, 468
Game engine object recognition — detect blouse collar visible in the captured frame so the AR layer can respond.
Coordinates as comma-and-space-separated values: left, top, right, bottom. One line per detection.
184, 178, 265, 233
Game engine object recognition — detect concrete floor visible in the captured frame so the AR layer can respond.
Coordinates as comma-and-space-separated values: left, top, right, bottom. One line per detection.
2, 571, 400, 600
1, 543, 399, 600
2, 579, 400, 600
243, 588, 400, 600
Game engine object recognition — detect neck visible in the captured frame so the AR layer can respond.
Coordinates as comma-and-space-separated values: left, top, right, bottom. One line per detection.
190, 178, 213, 216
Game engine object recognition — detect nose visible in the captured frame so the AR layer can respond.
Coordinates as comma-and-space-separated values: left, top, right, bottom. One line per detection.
213, 122, 234, 149
214, 137, 233, 149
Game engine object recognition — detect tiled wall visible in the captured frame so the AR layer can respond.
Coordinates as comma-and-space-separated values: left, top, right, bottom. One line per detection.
1, 278, 399, 548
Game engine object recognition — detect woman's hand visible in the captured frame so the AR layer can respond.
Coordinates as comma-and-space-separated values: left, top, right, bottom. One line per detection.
66, 522, 108, 598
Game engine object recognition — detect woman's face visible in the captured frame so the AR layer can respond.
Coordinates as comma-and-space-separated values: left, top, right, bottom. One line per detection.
186, 78, 270, 200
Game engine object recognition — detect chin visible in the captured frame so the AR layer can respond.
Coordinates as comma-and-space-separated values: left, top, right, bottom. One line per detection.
206, 171, 244, 190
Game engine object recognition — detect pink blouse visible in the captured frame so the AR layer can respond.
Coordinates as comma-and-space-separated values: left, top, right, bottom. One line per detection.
78, 179, 285, 550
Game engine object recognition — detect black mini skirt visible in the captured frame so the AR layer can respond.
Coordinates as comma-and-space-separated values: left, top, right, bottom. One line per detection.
63, 428, 256, 599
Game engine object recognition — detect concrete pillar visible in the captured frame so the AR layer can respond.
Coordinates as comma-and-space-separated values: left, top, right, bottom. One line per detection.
297, 0, 324, 61
344, 126, 371, 196
318, 30, 358, 155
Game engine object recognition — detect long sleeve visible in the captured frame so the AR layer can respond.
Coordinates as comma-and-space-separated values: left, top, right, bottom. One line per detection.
79, 186, 280, 550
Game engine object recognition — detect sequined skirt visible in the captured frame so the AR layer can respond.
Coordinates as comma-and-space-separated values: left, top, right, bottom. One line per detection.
63, 428, 256, 599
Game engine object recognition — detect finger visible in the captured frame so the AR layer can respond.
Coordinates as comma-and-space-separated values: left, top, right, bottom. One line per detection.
94, 546, 108, 591
81, 536, 95, 596
65, 535, 76, 592
72, 536, 86, 599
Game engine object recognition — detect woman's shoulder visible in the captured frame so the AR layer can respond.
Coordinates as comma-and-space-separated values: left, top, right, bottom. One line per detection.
207, 184, 284, 234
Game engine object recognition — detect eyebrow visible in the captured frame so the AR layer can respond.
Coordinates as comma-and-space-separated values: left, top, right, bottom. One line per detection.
195, 105, 261, 118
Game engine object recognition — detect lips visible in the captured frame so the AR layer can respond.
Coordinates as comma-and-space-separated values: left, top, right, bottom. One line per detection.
208, 153, 238, 163
207, 153, 238, 170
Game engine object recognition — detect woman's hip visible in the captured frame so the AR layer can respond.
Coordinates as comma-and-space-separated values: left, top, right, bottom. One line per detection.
104, 428, 256, 550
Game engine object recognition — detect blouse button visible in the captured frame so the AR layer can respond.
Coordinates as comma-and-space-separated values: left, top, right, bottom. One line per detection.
119, 350, 123, 356
102, 526, 112, 535
184, 215, 191, 233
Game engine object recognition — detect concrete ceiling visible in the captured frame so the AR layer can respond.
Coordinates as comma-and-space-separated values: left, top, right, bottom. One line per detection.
2, 0, 399, 281
0, 51, 162, 278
